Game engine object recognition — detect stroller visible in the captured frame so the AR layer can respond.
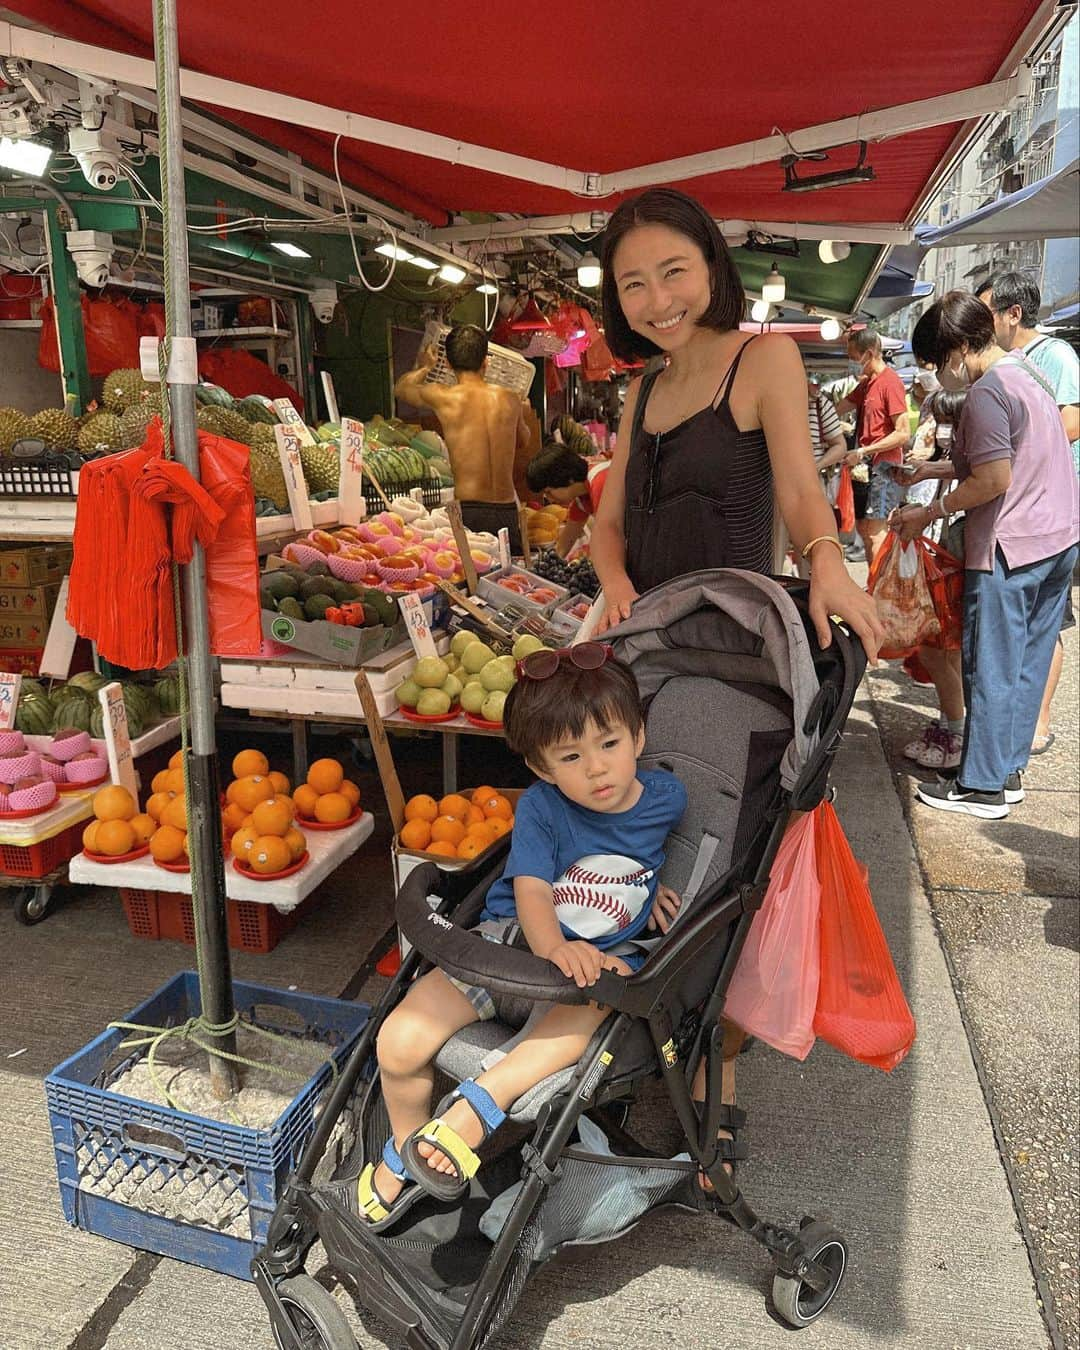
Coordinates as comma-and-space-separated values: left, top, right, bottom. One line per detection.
254, 570, 865, 1349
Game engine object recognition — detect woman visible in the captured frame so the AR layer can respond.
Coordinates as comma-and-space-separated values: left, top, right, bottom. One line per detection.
590, 188, 882, 665
891, 291, 1079, 819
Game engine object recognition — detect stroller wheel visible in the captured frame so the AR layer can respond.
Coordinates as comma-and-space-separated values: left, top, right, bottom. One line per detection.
770, 1221, 848, 1329
272, 1275, 358, 1350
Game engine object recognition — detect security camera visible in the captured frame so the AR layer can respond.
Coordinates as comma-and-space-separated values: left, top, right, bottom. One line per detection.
310, 285, 337, 324
68, 127, 121, 192
65, 229, 114, 289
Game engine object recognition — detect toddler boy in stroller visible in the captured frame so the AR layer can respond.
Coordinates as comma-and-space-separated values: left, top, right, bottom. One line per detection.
356, 642, 689, 1232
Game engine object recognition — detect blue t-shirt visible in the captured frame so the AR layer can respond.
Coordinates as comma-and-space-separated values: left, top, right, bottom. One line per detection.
1024, 335, 1079, 472
482, 770, 688, 951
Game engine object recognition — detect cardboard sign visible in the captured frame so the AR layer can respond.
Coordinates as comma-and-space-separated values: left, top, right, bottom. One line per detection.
321, 371, 340, 424
274, 425, 314, 532
39, 576, 78, 679
398, 592, 438, 660
445, 500, 478, 594
497, 527, 511, 571
339, 417, 366, 526
99, 683, 138, 798
0, 673, 21, 730
272, 399, 318, 446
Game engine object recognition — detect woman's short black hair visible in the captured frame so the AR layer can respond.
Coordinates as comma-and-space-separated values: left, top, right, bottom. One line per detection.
445, 324, 488, 372
525, 439, 588, 494
913, 291, 996, 368
600, 188, 745, 362
503, 657, 643, 768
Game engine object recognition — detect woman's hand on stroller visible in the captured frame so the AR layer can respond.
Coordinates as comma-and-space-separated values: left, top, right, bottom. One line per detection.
647, 884, 682, 934
807, 557, 884, 666
547, 940, 631, 987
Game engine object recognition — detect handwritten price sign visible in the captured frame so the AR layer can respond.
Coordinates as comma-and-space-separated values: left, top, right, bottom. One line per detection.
398, 592, 437, 660
274, 425, 314, 531
0, 673, 22, 730
339, 417, 366, 525
99, 683, 138, 798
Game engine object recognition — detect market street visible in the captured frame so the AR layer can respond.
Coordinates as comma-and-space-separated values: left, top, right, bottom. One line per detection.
1, 596, 1075, 1350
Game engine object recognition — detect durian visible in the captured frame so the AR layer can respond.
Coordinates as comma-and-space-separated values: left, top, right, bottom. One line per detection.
299, 441, 340, 494
201, 406, 254, 445
28, 408, 78, 451
101, 368, 153, 414
118, 403, 158, 450
77, 413, 124, 457
249, 444, 289, 511
0, 408, 33, 455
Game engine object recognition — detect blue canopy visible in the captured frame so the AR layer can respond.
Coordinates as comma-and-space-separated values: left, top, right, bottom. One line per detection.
917, 158, 1079, 246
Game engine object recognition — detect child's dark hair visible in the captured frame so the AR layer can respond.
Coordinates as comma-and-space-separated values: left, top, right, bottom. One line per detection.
503, 656, 643, 767
525, 438, 588, 494
928, 389, 967, 425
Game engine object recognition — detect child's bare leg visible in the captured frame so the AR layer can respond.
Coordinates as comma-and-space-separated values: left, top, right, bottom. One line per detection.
417, 1001, 611, 1177
372, 969, 479, 1202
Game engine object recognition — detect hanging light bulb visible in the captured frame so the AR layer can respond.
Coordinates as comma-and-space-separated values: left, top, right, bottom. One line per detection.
761, 264, 786, 305
750, 298, 772, 323
577, 251, 602, 288
819, 317, 842, 341
818, 240, 851, 264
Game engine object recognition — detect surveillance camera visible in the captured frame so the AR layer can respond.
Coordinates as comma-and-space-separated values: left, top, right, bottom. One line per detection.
310, 286, 337, 324
65, 229, 114, 289
68, 127, 122, 192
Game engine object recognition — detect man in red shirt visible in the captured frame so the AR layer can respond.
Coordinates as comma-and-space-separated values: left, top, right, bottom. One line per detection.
525, 439, 610, 557
837, 329, 911, 563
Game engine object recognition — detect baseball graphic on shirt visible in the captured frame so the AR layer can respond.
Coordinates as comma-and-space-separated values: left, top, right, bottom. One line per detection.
552, 854, 654, 940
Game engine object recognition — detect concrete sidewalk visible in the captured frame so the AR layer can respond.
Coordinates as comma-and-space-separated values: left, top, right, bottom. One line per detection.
0, 695, 1057, 1348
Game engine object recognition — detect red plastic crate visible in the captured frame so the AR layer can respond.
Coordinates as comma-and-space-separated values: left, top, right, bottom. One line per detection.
119, 887, 318, 954
0, 821, 84, 879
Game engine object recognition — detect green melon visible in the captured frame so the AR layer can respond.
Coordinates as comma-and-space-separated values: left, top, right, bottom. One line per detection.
66, 671, 110, 695
53, 698, 93, 733
15, 692, 54, 735
154, 676, 181, 717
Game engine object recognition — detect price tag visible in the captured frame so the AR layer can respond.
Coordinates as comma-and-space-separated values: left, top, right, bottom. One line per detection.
445, 500, 478, 594
0, 673, 22, 730
39, 576, 77, 679
274, 425, 314, 532
272, 399, 317, 446
398, 592, 437, 660
497, 527, 511, 571
99, 683, 138, 798
339, 417, 366, 526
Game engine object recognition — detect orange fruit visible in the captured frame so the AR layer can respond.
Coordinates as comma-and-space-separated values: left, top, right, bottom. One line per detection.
282, 826, 306, 862
231, 774, 275, 814
293, 784, 319, 819
96, 818, 136, 857
251, 796, 294, 836
430, 814, 466, 847
464, 804, 486, 827
338, 779, 361, 808
221, 801, 248, 833
470, 785, 496, 807
425, 839, 459, 858
129, 813, 156, 844
439, 793, 471, 821
93, 784, 136, 822
163, 767, 186, 796
466, 818, 498, 841
404, 794, 438, 823
151, 769, 171, 794
82, 820, 101, 853
232, 748, 269, 779
486, 816, 513, 839
399, 818, 432, 850
456, 834, 491, 861
248, 834, 292, 874
225, 779, 241, 805
269, 770, 291, 797
182, 833, 189, 856
230, 824, 260, 861
145, 791, 172, 822
480, 793, 513, 821
160, 795, 189, 832
307, 758, 344, 795
169, 749, 184, 770
314, 791, 351, 824
149, 824, 187, 863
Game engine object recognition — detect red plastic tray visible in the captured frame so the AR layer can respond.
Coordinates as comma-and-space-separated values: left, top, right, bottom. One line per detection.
464, 712, 505, 731
154, 857, 191, 873
301, 810, 360, 831
397, 705, 460, 724
0, 798, 59, 820
232, 851, 309, 881
58, 772, 109, 793
82, 844, 151, 865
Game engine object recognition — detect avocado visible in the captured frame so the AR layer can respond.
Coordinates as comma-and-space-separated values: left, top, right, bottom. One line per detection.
361, 604, 380, 628
303, 593, 336, 622
262, 570, 299, 599
329, 578, 356, 603
259, 587, 279, 612
306, 558, 329, 576
277, 597, 305, 620
299, 576, 333, 601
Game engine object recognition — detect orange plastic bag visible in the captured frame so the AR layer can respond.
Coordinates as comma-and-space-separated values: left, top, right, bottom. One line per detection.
919, 538, 964, 651
723, 812, 820, 1061
813, 802, 915, 1071
835, 464, 855, 534
866, 532, 941, 659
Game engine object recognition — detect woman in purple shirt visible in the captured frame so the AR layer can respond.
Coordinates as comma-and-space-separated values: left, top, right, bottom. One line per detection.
892, 291, 1079, 819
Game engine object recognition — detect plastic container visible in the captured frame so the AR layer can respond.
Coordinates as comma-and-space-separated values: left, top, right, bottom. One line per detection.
119, 887, 320, 954
0, 819, 84, 878
45, 972, 369, 1279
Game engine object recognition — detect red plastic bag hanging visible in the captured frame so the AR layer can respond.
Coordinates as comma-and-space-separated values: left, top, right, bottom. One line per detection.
195, 431, 262, 655
813, 801, 915, 1071
918, 537, 964, 650
835, 465, 855, 534
197, 348, 304, 412
723, 812, 820, 1060
37, 293, 141, 376
866, 532, 941, 659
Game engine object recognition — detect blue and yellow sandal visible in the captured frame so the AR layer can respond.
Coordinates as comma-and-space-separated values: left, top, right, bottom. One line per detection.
355, 1138, 425, 1231
399, 1079, 506, 1202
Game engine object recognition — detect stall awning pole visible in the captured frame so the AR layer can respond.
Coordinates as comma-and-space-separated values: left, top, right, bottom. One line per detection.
152, 0, 238, 1099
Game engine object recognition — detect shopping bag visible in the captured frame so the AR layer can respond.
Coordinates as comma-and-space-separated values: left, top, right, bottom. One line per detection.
723, 812, 820, 1060
813, 801, 915, 1071
866, 532, 940, 659
919, 538, 964, 651
835, 465, 855, 534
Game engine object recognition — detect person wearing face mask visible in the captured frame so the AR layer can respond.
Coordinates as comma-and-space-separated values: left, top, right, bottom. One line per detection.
834, 329, 911, 564
891, 291, 1079, 820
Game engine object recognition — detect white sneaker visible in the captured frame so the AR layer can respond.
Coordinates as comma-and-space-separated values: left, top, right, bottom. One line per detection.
916, 728, 963, 771
903, 724, 938, 762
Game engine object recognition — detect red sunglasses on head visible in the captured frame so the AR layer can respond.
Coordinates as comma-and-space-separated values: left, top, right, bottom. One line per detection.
515, 641, 614, 682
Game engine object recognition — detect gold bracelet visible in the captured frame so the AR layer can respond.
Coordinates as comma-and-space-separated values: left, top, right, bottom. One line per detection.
801, 534, 845, 561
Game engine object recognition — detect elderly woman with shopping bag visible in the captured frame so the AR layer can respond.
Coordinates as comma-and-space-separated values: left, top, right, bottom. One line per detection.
890, 291, 1079, 820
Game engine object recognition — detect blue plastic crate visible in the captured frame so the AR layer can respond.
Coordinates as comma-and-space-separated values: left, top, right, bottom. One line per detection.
45, 971, 368, 1279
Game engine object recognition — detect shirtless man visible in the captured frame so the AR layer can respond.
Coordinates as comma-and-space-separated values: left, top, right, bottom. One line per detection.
394, 324, 531, 552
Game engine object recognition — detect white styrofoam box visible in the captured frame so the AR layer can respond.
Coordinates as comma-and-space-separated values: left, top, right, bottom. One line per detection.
219, 681, 398, 720
219, 635, 450, 696
477, 566, 569, 617
360, 634, 450, 694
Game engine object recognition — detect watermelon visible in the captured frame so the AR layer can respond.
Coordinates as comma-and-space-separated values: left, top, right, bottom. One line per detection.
67, 671, 110, 695
194, 383, 234, 409
154, 675, 181, 717
122, 687, 149, 734
237, 395, 278, 425
15, 692, 54, 735
53, 698, 93, 733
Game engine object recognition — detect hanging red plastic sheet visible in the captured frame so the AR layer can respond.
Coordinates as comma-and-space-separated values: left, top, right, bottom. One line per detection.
37, 294, 141, 376
191, 431, 262, 655
866, 532, 941, 659
723, 811, 820, 1060
197, 348, 304, 412
812, 801, 915, 1071
835, 465, 855, 535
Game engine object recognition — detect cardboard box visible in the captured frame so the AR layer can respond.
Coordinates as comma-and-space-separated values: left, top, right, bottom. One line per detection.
0, 648, 42, 675
0, 545, 72, 589
477, 565, 569, 616
0, 582, 61, 620
260, 610, 410, 666
0, 615, 50, 650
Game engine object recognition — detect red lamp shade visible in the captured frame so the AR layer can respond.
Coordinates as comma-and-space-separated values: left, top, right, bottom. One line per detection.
508, 295, 552, 331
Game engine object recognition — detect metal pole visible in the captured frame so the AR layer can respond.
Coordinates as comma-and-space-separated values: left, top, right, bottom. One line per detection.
153, 0, 238, 1099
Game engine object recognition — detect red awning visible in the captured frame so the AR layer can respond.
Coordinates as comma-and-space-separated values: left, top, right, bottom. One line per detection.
8, 1, 1048, 228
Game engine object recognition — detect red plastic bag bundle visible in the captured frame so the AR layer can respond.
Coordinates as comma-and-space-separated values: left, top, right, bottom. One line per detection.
197, 348, 304, 412
193, 432, 261, 656
723, 812, 820, 1060
37, 294, 141, 376
835, 465, 855, 534
918, 538, 964, 650
813, 801, 915, 1071
866, 532, 941, 659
